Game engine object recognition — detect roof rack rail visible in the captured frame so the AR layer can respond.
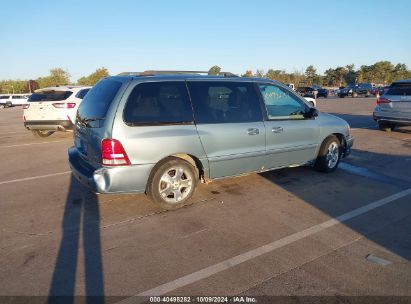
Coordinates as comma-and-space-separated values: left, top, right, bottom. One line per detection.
117, 70, 238, 77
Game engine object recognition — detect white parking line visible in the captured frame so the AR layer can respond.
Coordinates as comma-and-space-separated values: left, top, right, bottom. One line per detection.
0, 140, 67, 148
118, 188, 411, 302
0, 171, 71, 186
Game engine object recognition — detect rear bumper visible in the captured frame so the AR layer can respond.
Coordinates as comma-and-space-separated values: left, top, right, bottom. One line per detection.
68, 147, 154, 194
373, 111, 411, 126
24, 120, 74, 131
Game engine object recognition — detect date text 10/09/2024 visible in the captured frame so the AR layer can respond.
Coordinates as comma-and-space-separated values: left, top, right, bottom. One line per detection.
149, 296, 257, 303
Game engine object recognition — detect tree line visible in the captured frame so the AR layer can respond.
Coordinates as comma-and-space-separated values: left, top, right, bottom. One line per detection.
212, 61, 410, 88
1, 61, 410, 94
0, 67, 109, 94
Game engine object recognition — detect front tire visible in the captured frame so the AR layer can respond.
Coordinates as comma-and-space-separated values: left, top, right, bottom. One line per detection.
32, 130, 54, 137
146, 157, 198, 210
314, 136, 341, 173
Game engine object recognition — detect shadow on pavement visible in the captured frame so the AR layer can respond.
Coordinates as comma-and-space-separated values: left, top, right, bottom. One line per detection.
260, 148, 411, 262
48, 175, 104, 304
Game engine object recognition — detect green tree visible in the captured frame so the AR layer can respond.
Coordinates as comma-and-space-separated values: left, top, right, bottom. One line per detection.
372, 61, 394, 84
392, 63, 410, 81
304, 65, 321, 85
77, 67, 110, 86
37, 68, 71, 88
344, 64, 357, 85
208, 65, 221, 76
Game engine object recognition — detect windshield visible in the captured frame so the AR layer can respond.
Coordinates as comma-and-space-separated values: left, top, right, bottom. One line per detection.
28, 91, 72, 101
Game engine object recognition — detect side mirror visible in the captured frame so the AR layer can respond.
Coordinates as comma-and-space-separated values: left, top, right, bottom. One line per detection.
305, 107, 318, 118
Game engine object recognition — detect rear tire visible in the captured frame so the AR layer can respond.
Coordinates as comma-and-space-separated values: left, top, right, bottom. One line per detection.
146, 157, 198, 210
378, 122, 393, 132
314, 135, 341, 173
32, 130, 54, 137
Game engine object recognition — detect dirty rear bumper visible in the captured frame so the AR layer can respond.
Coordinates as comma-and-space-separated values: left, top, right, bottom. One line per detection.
24, 120, 74, 131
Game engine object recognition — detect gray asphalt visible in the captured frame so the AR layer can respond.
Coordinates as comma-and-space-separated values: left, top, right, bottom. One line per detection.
0, 97, 410, 302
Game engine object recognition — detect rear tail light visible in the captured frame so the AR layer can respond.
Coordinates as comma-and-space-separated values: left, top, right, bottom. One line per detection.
22, 104, 30, 109
376, 97, 391, 105
52, 103, 76, 109
101, 139, 131, 166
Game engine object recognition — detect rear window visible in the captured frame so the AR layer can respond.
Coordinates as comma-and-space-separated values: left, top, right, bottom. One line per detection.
77, 80, 122, 119
123, 82, 193, 125
386, 83, 411, 96
29, 91, 72, 102
0, 96, 10, 99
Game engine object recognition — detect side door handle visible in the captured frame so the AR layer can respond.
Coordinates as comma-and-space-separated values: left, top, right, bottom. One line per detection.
247, 128, 260, 135
272, 127, 283, 133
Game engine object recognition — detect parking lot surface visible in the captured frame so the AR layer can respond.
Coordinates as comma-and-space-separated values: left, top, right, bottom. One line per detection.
0, 97, 410, 302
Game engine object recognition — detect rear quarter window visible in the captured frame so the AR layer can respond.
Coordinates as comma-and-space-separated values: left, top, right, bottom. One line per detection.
77, 80, 122, 119
123, 82, 193, 125
75, 88, 90, 99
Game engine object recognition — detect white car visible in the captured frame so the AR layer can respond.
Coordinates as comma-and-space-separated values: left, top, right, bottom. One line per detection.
0, 94, 30, 108
23, 86, 91, 137
304, 97, 316, 107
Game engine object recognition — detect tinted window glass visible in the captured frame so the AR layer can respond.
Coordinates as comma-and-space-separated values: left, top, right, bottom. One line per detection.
78, 79, 122, 119
258, 84, 306, 119
0, 96, 9, 99
28, 91, 72, 101
187, 81, 262, 124
386, 83, 411, 96
75, 88, 90, 99
123, 82, 193, 125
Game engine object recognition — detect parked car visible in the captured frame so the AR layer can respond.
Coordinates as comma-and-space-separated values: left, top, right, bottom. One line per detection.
371, 86, 389, 96
297, 86, 329, 98
373, 79, 411, 131
0, 94, 30, 108
69, 71, 354, 210
312, 85, 329, 98
23, 86, 91, 137
286, 83, 295, 90
338, 83, 372, 98
304, 97, 316, 107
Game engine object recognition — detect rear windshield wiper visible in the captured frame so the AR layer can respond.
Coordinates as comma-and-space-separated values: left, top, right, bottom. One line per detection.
78, 117, 105, 127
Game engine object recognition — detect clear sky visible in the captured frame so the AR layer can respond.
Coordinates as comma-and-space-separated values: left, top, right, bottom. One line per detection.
1, 0, 410, 82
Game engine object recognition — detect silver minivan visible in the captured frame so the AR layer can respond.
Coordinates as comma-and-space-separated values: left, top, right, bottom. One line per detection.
69, 71, 354, 209
373, 79, 411, 131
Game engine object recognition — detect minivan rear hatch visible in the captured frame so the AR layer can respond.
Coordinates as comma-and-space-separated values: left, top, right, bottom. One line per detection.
75, 79, 125, 166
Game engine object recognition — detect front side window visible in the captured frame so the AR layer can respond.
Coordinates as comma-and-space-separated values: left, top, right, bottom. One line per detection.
187, 81, 263, 124
123, 82, 193, 125
258, 84, 307, 120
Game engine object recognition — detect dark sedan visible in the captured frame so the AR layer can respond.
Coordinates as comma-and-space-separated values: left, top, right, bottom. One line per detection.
297, 86, 329, 98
